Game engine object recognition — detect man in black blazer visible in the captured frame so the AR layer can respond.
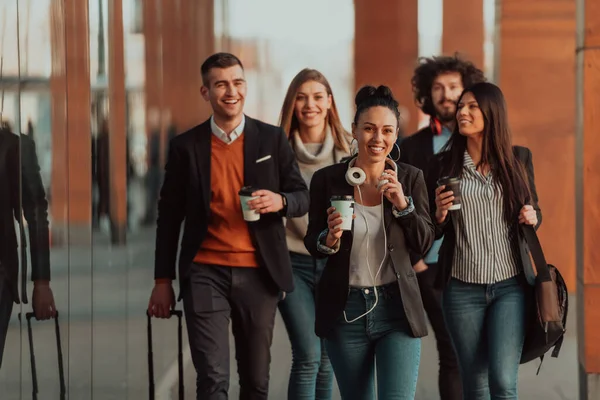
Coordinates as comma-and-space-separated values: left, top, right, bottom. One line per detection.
147, 53, 309, 399
398, 55, 485, 400
0, 125, 56, 368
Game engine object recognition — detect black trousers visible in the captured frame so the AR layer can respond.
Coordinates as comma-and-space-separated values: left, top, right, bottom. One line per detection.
417, 263, 463, 400
182, 263, 280, 400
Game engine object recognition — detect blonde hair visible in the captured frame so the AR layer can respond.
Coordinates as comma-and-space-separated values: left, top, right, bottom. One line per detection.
279, 69, 350, 153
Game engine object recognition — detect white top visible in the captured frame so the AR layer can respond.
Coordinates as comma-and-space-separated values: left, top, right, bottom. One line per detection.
210, 115, 246, 144
349, 203, 397, 287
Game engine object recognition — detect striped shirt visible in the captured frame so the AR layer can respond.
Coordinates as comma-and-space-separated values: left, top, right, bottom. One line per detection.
451, 151, 520, 284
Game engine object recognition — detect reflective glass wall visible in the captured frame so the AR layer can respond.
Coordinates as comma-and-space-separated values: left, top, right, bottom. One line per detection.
0, 0, 210, 397
0, 0, 354, 397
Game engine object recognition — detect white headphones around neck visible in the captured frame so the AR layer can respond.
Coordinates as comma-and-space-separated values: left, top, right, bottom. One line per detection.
345, 156, 398, 187
342, 154, 398, 324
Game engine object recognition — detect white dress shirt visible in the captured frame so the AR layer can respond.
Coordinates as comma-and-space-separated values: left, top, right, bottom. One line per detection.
210, 115, 246, 144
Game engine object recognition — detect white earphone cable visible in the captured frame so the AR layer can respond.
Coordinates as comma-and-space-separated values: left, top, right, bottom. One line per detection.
343, 184, 388, 323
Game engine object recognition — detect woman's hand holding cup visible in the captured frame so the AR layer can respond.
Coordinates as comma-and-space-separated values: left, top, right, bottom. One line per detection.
434, 185, 455, 224
325, 207, 344, 247
325, 206, 355, 248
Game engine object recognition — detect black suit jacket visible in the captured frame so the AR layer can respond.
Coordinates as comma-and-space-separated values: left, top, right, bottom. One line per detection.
399, 126, 436, 173
304, 160, 435, 339
399, 126, 437, 265
0, 131, 50, 303
154, 116, 309, 295
426, 146, 542, 290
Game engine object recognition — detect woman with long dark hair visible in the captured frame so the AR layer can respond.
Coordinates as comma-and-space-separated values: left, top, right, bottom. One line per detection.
431, 82, 541, 399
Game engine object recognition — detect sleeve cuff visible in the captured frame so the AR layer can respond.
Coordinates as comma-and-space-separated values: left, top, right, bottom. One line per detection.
317, 229, 340, 255
392, 196, 415, 218
279, 193, 288, 216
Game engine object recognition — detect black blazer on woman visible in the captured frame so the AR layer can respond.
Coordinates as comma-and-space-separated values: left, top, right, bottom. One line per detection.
304, 159, 435, 339
426, 146, 542, 290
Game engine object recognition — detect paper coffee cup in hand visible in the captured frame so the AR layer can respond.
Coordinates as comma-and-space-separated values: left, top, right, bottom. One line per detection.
437, 176, 462, 211
239, 186, 260, 221
330, 195, 354, 231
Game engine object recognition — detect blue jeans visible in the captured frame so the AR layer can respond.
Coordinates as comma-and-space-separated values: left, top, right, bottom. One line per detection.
278, 252, 333, 400
442, 276, 528, 400
324, 283, 421, 400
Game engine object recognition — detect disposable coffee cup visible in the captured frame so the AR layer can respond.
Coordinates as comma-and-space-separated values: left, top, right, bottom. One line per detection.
437, 177, 462, 210
239, 186, 260, 222
330, 195, 354, 231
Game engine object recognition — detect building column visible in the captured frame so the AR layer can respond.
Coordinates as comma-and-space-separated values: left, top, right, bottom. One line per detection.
576, 0, 600, 396
143, 0, 163, 138
442, 0, 484, 68
497, 0, 576, 290
108, 0, 127, 244
354, 0, 419, 134
160, 0, 182, 144
160, 0, 214, 134
49, 0, 67, 245
194, 0, 215, 123
50, 0, 92, 244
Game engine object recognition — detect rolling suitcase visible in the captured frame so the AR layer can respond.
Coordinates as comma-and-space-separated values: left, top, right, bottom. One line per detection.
146, 310, 184, 400
19, 311, 66, 400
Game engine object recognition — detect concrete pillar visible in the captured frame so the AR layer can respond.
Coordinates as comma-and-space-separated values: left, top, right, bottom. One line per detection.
497, 0, 577, 290
576, 0, 600, 395
442, 0, 484, 68
108, 0, 127, 245
354, 0, 419, 133
50, 0, 92, 244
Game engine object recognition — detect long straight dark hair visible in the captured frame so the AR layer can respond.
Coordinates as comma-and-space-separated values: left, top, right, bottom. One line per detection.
442, 82, 531, 225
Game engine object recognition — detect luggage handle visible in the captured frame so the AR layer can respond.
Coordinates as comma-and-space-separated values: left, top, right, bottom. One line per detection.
147, 310, 184, 400
18, 311, 66, 400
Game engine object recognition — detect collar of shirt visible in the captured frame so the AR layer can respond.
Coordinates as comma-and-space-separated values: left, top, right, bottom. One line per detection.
463, 150, 494, 182
463, 150, 476, 170
440, 125, 452, 138
432, 125, 453, 154
210, 115, 246, 144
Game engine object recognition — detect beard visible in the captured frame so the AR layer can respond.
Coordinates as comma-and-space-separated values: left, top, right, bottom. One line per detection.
435, 100, 457, 122
437, 109, 455, 123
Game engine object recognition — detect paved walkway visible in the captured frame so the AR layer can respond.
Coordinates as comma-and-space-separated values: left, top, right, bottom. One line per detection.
0, 227, 579, 399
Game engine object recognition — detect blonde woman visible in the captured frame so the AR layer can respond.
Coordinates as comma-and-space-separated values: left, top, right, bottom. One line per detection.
278, 69, 351, 400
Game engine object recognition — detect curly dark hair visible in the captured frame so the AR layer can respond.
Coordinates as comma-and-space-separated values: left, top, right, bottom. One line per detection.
411, 54, 486, 117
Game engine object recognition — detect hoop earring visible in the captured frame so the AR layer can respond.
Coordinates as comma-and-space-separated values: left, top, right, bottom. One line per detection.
389, 141, 401, 162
